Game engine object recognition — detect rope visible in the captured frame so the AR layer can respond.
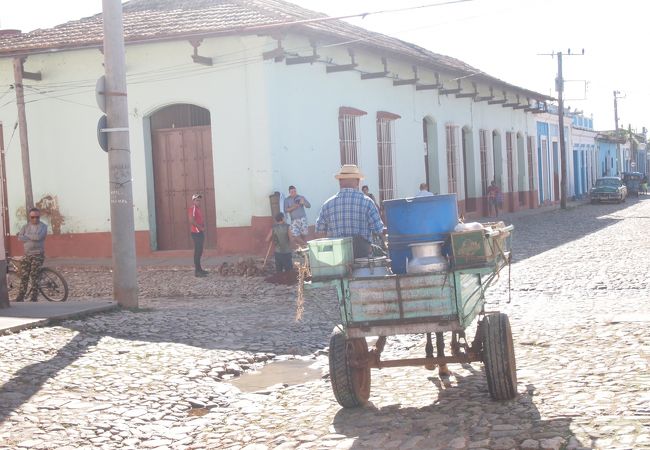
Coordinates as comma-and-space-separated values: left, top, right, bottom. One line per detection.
295, 252, 311, 321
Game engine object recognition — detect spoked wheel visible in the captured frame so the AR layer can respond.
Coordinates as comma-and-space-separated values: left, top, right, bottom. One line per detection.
38, 268, 69, 302
482, 313, 517, 400
7, 270, 21, 301
329, 327, 370, 408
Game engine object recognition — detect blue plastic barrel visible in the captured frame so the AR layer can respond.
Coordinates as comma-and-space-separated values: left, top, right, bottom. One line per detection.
384, 194, 458, 274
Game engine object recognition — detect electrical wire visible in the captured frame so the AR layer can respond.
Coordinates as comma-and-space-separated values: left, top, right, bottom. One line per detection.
0, 0, 495, 109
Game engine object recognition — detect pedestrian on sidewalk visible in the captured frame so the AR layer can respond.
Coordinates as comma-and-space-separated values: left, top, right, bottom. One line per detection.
266, 212, 292, 273
361, 185, 379, 209
16, 207, 48, 302
188, 193, 209, 277
487, 180, 501, 217
284, 185, 311, 248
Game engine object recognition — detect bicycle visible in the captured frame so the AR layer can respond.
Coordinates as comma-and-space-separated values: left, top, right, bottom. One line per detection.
6, 256, 69, 302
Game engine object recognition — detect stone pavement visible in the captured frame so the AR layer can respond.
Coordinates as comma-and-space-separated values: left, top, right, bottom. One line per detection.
1, 197, 649, 449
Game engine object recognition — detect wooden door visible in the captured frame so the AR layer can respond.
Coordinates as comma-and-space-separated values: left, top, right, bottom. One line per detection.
152, 126, 215, 250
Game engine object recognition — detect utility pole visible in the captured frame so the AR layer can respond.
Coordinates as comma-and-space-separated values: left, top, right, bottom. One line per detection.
540, 49, 584, 209
629, 123, 636, 171
0, 216, 7, 309
613, 90, 623, 174
12, 57, 34, 210
102, 0, 138, 308
556, 52, 568, 209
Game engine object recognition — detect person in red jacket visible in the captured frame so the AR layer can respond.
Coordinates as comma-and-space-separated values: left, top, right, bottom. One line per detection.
487, 180, 501, 218
188, 194, 209, 277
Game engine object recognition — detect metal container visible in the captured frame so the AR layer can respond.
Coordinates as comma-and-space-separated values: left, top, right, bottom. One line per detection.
384, 194, 458, 274
407, 241, 448, 274
352, 256, 392, 278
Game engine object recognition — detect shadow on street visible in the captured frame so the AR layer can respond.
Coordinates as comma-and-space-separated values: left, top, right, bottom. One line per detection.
506, 198, 646, 262
331, 368, 586, 449
0, 332, 100, 424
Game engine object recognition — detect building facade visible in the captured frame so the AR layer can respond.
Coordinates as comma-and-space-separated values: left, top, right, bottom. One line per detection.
0, 0, 574, 258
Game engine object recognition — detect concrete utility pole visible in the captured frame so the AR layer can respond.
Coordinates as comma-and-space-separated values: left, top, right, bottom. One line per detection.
541, 48, 583, 209
556, 52, 568, 209
614, 90, 623, 174
102, 0, 138, 308
0, 218, 7, 309
12, 57, 34, 210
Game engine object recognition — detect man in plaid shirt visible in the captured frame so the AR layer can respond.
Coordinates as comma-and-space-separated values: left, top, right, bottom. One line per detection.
316, 165, 384, 258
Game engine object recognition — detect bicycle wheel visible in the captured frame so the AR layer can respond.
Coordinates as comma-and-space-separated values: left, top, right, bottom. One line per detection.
7, 269, 22, 301
38, 268, 69, 302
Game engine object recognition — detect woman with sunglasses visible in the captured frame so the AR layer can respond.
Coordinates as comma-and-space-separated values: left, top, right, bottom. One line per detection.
15, 207, 48, 302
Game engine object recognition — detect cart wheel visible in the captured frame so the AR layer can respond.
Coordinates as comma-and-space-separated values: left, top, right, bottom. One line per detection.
482, 313, 517, 400
329, 328, 370, 408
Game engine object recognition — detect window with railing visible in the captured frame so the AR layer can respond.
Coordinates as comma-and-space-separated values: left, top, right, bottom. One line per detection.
479, 129, 489, 195
506, 131, 514, 193
338, 107, 367, 166
376, 111, 400, 202
446, 124, 459, 193
527, 136, 535, 191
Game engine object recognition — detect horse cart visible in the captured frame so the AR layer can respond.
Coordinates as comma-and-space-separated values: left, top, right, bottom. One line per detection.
304, 223, 516, 408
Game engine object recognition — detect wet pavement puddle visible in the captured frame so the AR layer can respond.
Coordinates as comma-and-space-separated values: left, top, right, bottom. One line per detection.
228, 359, 324, 393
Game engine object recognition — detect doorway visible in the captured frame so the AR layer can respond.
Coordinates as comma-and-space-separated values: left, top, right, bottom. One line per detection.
150, 104, 215, 250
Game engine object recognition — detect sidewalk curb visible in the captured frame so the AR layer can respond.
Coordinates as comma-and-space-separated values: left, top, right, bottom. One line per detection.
0, 300, 118, 335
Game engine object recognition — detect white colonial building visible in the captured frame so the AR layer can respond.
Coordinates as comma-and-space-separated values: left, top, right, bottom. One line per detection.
0, 0, 551, 257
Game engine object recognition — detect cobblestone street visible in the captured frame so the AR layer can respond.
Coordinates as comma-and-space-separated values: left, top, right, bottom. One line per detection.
1, 198, 649, 450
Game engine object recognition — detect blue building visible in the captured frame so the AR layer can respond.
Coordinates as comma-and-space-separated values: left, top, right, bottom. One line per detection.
571, 113, 597, 197
595, 133, 623, 177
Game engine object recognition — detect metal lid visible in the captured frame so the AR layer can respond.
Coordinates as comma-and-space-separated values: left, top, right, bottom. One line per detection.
408, 240, 444, 248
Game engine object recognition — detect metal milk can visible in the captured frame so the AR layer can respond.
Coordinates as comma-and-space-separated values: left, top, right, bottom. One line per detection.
406, 241, 448, 274
352, 256, 393, 277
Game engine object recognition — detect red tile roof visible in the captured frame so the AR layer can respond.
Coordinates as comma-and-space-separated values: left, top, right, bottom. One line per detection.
0, 0, 550, 100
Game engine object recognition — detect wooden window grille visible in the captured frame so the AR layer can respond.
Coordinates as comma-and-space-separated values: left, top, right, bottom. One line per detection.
506, 131, 515, 193
446, 124, 458, 193
338, 107, 366, 166
376, 112, 400, 202
479, 129, 489, 195
527, 136, 535, 191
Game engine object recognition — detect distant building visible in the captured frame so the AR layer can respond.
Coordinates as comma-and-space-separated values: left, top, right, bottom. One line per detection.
571, 112, 597, 196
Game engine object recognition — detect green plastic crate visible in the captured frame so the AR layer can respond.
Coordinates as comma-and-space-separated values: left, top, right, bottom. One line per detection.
308, 237, 353, 280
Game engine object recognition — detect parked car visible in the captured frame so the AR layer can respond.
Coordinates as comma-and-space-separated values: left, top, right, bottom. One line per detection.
622, 171, 644, 196
590, 176, 627, 203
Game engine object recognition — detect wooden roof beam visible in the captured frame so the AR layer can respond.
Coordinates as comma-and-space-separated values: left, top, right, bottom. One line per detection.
439, 79, 462, 95
189, 39, 213, 66
514, 97, 530, 109
502, 94, 521, 108
488, 91, 508, 105
262, 37, 285, 61
415, 73, 442, 90
475, 87, 494, 102
361, 57, 389, 80
456, 82, 478, 99
393, 66, 418, 86
286, 42, 319, 65
17, 57, 41, 80
326, 49, 357, 73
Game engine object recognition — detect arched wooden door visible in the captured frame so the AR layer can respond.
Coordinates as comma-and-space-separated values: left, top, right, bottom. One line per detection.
151, 104, 215, 250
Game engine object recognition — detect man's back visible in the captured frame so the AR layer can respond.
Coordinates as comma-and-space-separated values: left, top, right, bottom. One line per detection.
316, 188, 383, 242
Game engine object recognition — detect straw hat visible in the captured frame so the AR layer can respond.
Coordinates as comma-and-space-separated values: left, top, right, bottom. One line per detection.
335, 164, 365, 180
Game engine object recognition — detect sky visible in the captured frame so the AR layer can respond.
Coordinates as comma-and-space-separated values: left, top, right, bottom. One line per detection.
1, 0, 648, 132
